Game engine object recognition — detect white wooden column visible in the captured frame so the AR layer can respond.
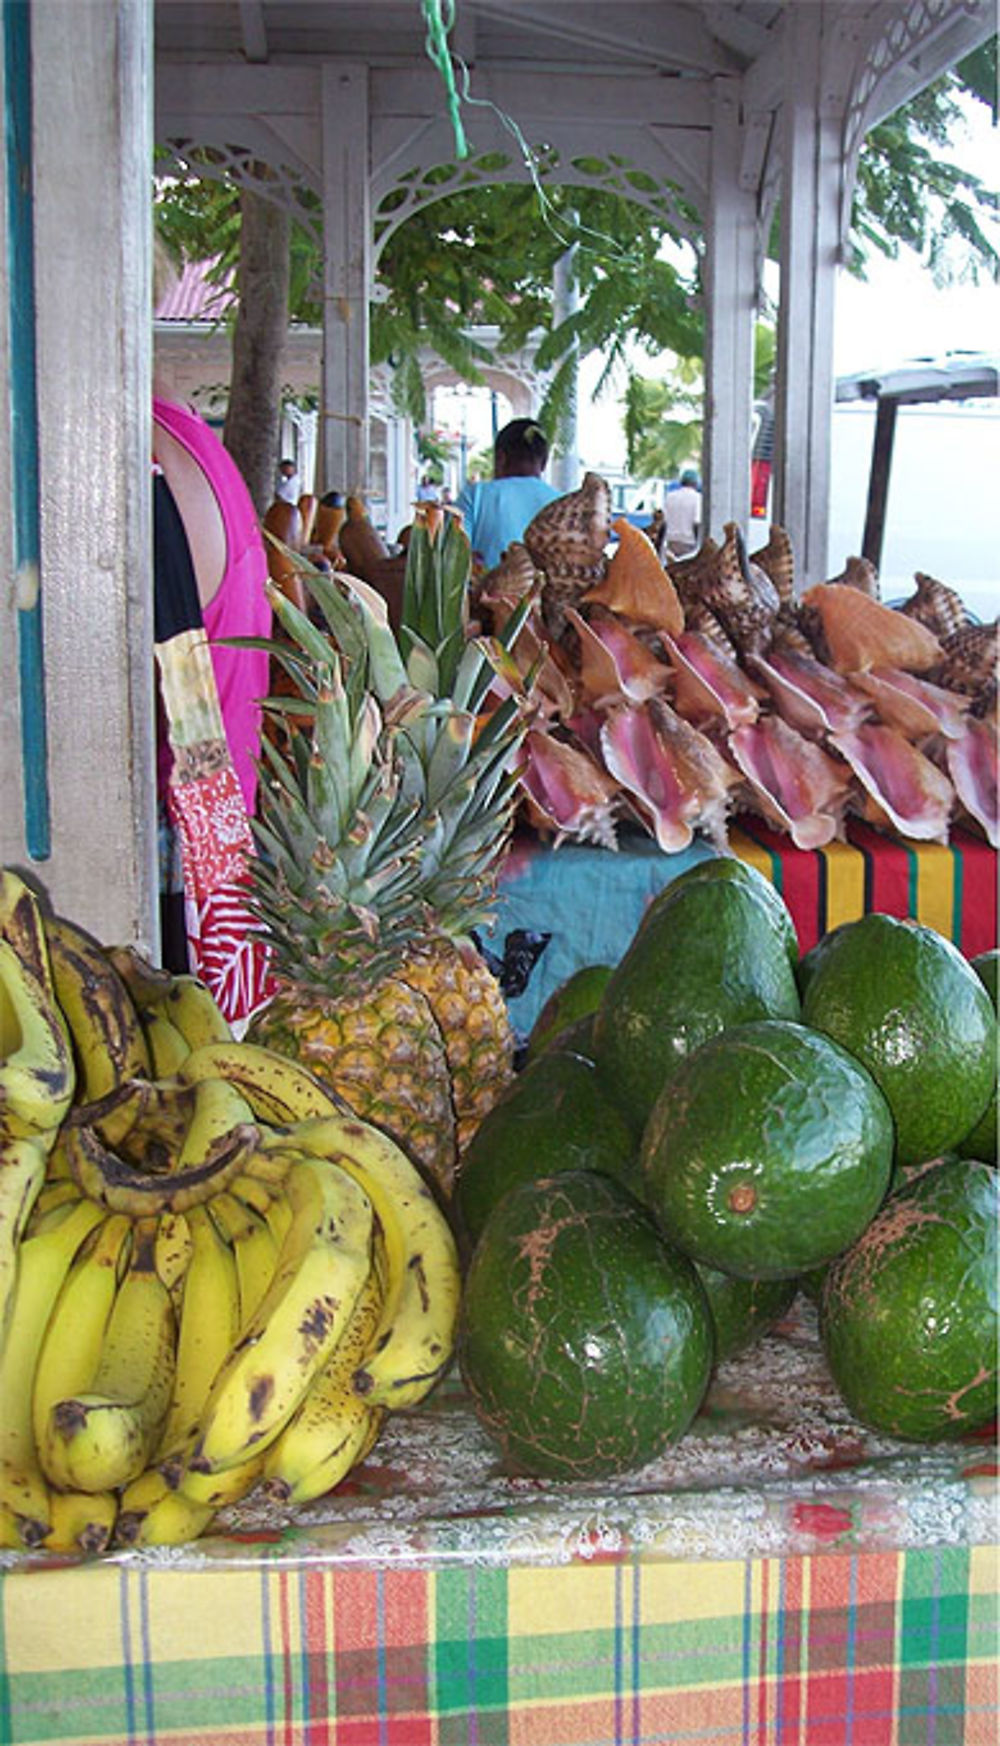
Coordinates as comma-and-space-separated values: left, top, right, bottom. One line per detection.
771, 3, 843, 587
703, 77, 758, 533
320, 62, 371, 497
1, 0, 157, 949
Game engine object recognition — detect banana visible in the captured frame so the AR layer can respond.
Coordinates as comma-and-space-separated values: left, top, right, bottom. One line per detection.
262, 1265, 385, 1504
173, 1075, 256, 1171
154, 1203, 239, 1461
267, 1114, 461, 1410
0, 1135, 49, 1337
139, 1009, 191, 1078
209, 1192, 279, 1332
43, 1486, 118, 1555
0, 939, 75, 1142
115, 1465, 215, 1547
62, 1119, 260, 1218
0, 1195, 105, 1544
0, 870, 57, 998
261, 1181, 294, 1250
229, 1171, 278, 1219
73, 1075, 198, 1163
42, 913, 150, 1100
153, 976, 233, 1051
178, 1039, 348, 1126
23, 1181, 87, 1237
48, 1219, 177, 1493
153, 1208, 193, 1297
104, 943, 175, 1009
163, 1435, 267, 1508
33, 1212, 133, 1486
189, 1155, 374, 1474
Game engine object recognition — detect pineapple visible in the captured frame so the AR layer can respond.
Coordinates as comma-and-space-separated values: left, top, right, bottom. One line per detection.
245, 512, 534, 1195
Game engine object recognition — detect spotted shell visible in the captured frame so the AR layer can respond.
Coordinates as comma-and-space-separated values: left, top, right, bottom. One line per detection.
899, 572, 970, 641
929, 620, 999, 699
697, 522, 780, 657
749, 524, 795, 606
523, 472, 611, 583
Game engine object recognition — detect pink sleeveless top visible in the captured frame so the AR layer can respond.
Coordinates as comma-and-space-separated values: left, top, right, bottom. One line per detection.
153, 397, 272, 815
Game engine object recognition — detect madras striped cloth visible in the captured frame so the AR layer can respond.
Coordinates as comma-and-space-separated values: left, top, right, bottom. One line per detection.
1, 1543, 996, 1744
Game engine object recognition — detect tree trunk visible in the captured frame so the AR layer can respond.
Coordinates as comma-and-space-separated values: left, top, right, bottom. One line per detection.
223, 184, 290, 515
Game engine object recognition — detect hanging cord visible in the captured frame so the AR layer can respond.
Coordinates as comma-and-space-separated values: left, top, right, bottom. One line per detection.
421, 0, 469, 160
420, 2, 666, 270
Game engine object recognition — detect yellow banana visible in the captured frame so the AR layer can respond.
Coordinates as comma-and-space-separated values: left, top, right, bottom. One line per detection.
23, 1180, 87, 1237
174, 1075, 256, 1171
0, 870, 57, 999
153, 1208, 193, 1297
115, 1465, 214, 1547
43, 1486, 118, 1555
0, 1195, 104, 1543
262, 1266, 385, 1504
153, 976, 233, 1051
261, 1181, 294, 1250
209, 1191, 279, 1332
62, 1118, 260, 1218
190, 1154, 374, 1474
154, 1203, 239, 1461
0, 939, 75, 1142
178, 1039, 348, 1126
34, 1212, 133, 1486
104, 943, 174, 1009
139, 1008, 191, 1078
48, 1219, 177, 1492
75, 1074, 198, 1163
43, 913, 150, 1100
0, 1135, 49, 1337
229, 1170, 278, 1219
269, 1114, 461, 1410
165, 1436, 267, 1508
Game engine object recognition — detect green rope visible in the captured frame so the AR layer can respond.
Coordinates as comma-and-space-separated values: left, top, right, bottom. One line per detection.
421, 0, 469, 160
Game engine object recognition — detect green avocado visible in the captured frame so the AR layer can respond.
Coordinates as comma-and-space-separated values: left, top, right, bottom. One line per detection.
820, 1157, 998, 1442
458, 1170, 714, 1480
592, 880, 801, 1133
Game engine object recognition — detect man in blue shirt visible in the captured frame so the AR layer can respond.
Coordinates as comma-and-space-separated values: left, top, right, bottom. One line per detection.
456, 418, 559, 571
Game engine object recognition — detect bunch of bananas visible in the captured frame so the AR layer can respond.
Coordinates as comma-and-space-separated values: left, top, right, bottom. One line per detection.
0, 870, 460, 1556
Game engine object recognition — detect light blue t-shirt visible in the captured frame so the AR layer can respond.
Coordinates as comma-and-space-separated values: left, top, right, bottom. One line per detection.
456, 476, 559, 570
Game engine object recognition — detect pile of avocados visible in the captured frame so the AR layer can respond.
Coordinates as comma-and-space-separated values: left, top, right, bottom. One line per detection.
455, 859, 998, 1481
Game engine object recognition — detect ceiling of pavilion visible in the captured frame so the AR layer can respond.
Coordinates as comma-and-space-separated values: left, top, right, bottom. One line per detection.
153, 2, 787, 82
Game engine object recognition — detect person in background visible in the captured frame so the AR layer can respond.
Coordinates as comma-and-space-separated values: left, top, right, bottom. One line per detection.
153, 395, 272, 819
663, 467, 702, 558
275, 456, 300, 504
416, 473, 439, 502
455, 417, 559, 571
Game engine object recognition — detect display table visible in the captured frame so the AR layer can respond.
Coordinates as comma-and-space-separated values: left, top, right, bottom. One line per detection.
1, 1305, 996, 1745
493, 818, 998, 1041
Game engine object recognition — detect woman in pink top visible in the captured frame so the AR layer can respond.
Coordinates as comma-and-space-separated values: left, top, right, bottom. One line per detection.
152, 395, 272, 814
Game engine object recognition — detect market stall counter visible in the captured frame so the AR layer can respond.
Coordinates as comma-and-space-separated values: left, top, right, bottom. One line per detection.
493, 818, 998, 1042
1, 1302, 996, 1745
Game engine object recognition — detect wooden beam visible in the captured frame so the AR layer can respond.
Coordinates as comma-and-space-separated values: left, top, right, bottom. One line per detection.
237, 1, 268, 64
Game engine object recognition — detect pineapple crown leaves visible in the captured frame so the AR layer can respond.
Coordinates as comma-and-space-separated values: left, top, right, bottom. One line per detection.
399, 510, 471, 698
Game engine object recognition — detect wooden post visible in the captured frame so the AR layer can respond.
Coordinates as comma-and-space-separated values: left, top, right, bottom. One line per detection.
771, 2, 843, 587
0, 0, 158, 950
704, 77, 757, 533
320, 63, 371, 498
861, 396, 898, 571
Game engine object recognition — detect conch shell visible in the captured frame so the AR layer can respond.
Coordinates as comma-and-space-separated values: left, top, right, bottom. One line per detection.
899, 572, 970, 640
566, 607, 670, 708
523, 473, 612, 641
518, 729, 620, 849
600, 697, 735, 854
800, 584, 942, 674
830, 723, 954, 842
727, 716, 848, 850
749, 524, 795, 607
699, 522, 780, 656
945, 714, 998, 846
661, 631, 762, 730
582, 519, 684, 633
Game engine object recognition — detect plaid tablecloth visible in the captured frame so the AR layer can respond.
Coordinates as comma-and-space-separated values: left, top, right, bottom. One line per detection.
494, 820, 998, 1041
1, 1543, 997, 1745
1, 1306, 996, 1745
